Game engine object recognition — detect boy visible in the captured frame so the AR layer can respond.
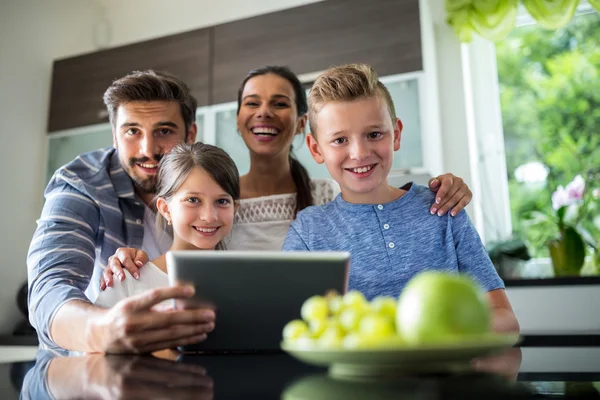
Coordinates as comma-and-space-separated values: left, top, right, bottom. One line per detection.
282, 64, 519, 333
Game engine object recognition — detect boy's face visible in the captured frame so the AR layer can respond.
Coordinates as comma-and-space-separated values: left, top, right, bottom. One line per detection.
307, 96, 402, 203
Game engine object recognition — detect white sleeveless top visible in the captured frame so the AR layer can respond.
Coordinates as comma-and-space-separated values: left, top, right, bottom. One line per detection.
226, 178, 340, 251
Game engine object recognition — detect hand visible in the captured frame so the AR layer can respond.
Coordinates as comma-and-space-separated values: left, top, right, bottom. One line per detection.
91, 285, 215, 354
428, 174, 473, 217
101, 247, 149, 291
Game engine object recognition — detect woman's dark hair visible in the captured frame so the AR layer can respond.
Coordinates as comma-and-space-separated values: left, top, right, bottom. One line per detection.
154, 142, 240, 250
236, 66, 313, 216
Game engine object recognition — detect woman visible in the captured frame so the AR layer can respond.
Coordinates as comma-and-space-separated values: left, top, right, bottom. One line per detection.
101, 66, 473, 288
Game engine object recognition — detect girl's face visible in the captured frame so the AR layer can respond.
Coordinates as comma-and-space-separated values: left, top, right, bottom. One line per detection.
237, 73, 306, 159
157, 167, 236, 250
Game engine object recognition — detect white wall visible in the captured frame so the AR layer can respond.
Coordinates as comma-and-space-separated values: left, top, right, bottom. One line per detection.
0, 0, 322, 335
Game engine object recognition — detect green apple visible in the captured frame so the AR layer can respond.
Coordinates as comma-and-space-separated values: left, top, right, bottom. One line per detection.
396, 271, 491, 345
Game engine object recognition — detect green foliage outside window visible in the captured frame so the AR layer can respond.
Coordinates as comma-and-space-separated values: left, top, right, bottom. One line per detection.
496, 11, 600, 259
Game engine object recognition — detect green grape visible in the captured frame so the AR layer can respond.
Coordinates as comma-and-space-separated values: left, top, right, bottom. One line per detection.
358, 312, 395, 339
370, 334, 406, 349
342, 290, 367, 310
300, 295, 329, 322
370, 296, 397, 321
328, 295, 344, 316
339, 307, 364, 332
309, 318, 329, 338
317, 325, 344, 349
282, 319, 309, 342
294, 333, 316, 349
342, 332, 378, 349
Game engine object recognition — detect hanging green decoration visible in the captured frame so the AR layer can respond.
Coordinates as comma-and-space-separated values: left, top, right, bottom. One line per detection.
470, 0, 519, 41
446, 0, 519, 42
522, 0, 581, 29
446, 0, 597, 42
447, 6, 474, 42
589, 0, 600, 12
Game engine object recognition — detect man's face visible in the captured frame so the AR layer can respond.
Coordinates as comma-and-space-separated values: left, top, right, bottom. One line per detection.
112, 101, 196, 194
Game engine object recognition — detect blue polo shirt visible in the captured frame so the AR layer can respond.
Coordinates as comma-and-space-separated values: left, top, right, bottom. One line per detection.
282, 183, 504, 300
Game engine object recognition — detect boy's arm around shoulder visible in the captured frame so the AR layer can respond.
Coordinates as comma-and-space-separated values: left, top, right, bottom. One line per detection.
450, 211, 520, 333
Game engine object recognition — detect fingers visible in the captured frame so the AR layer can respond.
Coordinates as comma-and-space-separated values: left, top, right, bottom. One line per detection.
134, 249, 149, 269
108, 254, 126, 282
136, 322, 215, 347
135, 307, 217, 333
428, 177, 440, 190
124, 286, 196, 313
450, 190, 472, 216
117, 248, 145, 280
435, 181, 463, 217
102, 268, 114, 290
135, 331, 209, 354
429, 174, 453, 215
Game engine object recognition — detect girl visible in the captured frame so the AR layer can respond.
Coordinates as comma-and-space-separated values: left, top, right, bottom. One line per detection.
95, 142, 239, 307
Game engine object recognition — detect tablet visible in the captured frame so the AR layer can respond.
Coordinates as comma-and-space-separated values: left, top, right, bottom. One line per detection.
166, 251, 350, 353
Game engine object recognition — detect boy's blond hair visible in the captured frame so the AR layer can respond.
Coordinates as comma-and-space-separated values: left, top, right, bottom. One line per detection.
308, 64, 397, 135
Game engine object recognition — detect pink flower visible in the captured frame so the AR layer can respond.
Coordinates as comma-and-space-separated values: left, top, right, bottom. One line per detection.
552, 185, 570, 210
566, 175, 585, 200
552, 175, 585, 210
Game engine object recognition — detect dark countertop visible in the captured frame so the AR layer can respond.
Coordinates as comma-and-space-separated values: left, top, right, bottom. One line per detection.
5, 344, 600, 399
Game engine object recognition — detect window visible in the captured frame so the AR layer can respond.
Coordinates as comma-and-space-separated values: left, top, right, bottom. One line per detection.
495, 9, 600, 278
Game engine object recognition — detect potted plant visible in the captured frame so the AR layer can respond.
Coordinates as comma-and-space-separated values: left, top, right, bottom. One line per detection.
525, 175, 599, 277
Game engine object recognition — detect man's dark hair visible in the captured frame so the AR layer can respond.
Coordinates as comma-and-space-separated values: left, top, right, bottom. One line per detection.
103, 70, 197, 134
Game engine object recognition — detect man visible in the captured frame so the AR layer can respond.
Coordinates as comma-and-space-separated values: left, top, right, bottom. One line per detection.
27, 70, 215, 353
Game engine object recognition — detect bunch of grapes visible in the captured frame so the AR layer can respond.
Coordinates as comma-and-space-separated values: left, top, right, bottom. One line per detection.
282, 290, 404, 350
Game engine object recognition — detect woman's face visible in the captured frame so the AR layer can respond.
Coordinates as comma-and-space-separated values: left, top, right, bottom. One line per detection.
158, 167, 236, 250
237, 73, 306, 159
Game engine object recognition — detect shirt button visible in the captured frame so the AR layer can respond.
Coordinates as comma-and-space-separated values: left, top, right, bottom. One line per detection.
135, 202, 141, 206
136, 219, 142, 225
383, 224, 390, 230
389, 242, 395, 249
377, 204, 383, 210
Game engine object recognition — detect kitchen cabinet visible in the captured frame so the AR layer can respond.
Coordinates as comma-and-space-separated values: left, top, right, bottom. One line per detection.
48, 29, 211, 132
211, 0, 421, 104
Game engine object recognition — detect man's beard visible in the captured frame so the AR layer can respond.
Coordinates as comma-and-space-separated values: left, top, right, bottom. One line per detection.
125, 155, 163, 194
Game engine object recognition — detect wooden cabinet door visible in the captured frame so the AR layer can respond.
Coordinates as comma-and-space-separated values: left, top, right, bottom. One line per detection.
211, 0, 421, 104
48, 29, 210, 132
